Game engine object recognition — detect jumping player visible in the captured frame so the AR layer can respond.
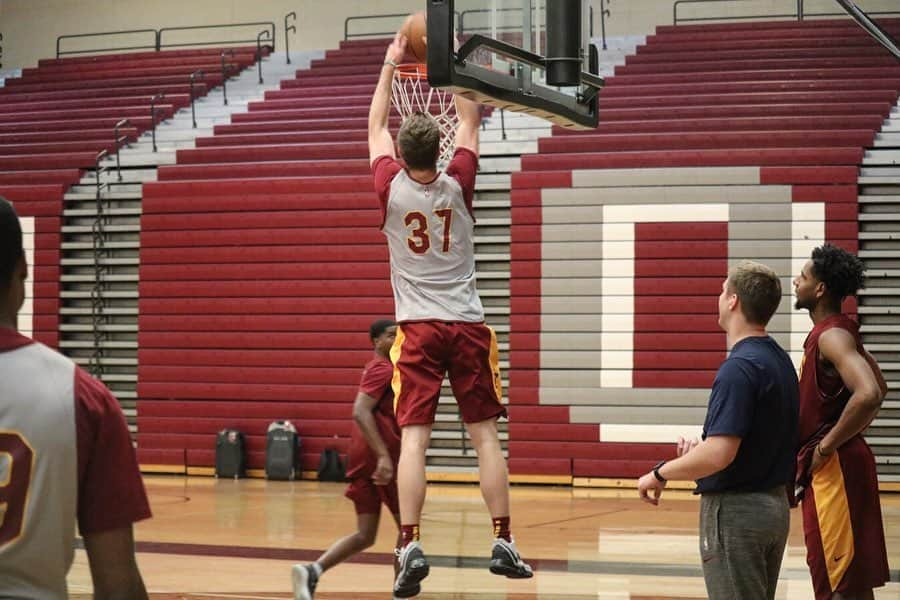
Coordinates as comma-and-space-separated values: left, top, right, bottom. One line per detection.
793, 244, 889, 599
292, 319, 407, 600
368, 32, 533, 599
0, 197, 151, 598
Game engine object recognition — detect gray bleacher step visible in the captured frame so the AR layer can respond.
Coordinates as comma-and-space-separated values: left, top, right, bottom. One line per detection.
424, 465, 479, 474
474, 174, 512, 190
863, 150, 900, 165
62, 257, 139, 267
426, 448, 508, 458
101, 151, 177, 167
59, 340, 137, 349
73, 357, 138, 367
66, 188, 143, 199
430, 429, 509, 441
61, 307, 137, 316
61, 273, 138, 283
478, 156, 521, 172
62, 241, 138, 251
480, 128, 550, 143
859, 196, 900, 204
873, 133, 900, 148
80, 167, 158, 183
859, 176, 900, 185
62, 224, 140, 234
61, 290, 138, 300
64, 207, 142, 218
481, 142, 536, 156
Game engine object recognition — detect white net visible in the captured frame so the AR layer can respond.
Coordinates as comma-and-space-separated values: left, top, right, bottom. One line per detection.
391, 64, 458, 166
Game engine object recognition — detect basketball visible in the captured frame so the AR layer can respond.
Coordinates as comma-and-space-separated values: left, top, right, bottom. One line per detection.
401, 11, 427, 62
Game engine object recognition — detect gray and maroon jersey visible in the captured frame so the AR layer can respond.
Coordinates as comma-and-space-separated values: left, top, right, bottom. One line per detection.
374, 148, 484, 323
0, 328, 151, 599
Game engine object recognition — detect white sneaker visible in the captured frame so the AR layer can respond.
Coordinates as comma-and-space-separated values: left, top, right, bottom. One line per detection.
392, 541, 428, 597
291, 563, 319, 600
489, 537, 533, 578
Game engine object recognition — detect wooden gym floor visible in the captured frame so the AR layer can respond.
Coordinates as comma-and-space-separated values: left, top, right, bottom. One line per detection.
67, 475, 900, 599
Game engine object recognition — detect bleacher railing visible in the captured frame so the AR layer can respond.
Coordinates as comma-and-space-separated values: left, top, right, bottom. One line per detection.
673, 0, 900, 25
89, 149, 111, 378
56, 21, 276, 58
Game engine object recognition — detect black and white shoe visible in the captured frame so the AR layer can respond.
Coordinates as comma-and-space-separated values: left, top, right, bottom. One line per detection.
489, 538, 533, 579
291, 563, 319, 600
393, 542, 429, 598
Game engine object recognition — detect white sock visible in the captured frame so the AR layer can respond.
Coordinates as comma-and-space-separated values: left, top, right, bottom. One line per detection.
311, 562, 323, 577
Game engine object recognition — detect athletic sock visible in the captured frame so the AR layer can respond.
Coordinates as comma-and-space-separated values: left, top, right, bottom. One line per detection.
492, 516, 511, 542
311, 562, 323, 577
400, 524, 420, 548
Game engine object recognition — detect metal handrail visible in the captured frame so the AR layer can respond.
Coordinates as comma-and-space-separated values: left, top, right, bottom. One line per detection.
150, 93, 165, 153
89, 148, 110, 378
344, 13, 409, 40
221, 49, 235, 106
189, 70, 205, 128
459, 7, 544, 35
285, 11, 297, 65
113, 119, 131, 181
674, 0, 799, 25
257, 30, 271, 84
596, 0, 612, 51
56, 29, 158, 58
158, 21, 276, 52
673, 0, 900, 25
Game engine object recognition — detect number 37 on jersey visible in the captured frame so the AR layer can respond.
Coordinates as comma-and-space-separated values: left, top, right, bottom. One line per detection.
404, 208, 454, 255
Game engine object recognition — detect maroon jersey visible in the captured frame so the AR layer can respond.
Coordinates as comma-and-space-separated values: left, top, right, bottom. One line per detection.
798, 314, 863, 448
796, 314, 889, 598
345, 356, 401, 480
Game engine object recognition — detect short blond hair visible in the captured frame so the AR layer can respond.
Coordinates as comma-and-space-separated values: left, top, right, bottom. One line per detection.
727, 261, 782, 326
397, 111, 440, 169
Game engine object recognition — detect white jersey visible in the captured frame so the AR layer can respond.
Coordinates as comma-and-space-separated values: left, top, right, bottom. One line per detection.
0, 328, 150, 600
0, 342, 78, 599
376, 149, 485, 322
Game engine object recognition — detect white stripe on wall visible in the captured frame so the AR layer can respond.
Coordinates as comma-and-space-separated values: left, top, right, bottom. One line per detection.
20, 217, 34, 338
599, 204, 730, 388
790, 203, 825, 369
599, 423, 705, 444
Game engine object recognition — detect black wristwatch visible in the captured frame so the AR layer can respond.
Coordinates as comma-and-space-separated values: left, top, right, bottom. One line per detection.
652, 460, 667, 484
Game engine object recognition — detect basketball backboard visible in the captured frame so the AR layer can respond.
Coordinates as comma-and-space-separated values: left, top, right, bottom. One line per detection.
426, 0, 603, 129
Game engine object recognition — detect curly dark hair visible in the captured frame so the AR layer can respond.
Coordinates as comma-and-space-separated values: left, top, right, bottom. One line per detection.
810, 243, 866, 301
369, 318, 396, 341
0, 197, 23, 290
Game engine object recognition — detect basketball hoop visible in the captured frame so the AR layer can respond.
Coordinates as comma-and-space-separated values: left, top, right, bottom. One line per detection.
391, 64, 458, 166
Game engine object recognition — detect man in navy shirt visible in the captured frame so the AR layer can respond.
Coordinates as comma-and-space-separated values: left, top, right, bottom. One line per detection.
637, 261, 799, 600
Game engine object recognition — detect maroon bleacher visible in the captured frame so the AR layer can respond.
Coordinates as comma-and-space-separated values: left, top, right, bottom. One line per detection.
137, 39, 409, 471
0, 45, 265, 349
507, 18, 899, 480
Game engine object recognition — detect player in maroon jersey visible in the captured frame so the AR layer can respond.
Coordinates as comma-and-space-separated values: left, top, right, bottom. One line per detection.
0, 197, 151, 598
292, 319, 407, 600
793, 244, 889, 600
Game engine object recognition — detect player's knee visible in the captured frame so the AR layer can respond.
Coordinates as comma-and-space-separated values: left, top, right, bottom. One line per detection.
356, 530, 377, 548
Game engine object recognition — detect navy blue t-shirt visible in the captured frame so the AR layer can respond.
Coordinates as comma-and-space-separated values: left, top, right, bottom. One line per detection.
695, 335, 799, 494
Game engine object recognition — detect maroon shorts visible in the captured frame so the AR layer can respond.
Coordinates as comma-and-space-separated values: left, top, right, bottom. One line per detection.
345, 477, 400, 516
390, 321, 507, 427
801, 436, 889, 599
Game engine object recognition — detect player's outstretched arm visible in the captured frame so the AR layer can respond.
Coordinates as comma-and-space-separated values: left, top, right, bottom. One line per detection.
84, 526, 148, 600
454, 94, 481, 157
369, 32, 406, 165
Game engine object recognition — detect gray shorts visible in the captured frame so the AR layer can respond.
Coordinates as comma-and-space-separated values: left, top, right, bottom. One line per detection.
700, 486, 790, 600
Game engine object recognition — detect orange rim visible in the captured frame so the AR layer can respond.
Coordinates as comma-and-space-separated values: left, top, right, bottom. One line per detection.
396, 63, 427, 80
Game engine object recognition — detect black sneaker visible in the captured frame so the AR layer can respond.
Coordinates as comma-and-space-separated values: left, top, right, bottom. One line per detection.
393, 542, 430, 598
291, 563, 319, 600
489, 538, 533, 579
